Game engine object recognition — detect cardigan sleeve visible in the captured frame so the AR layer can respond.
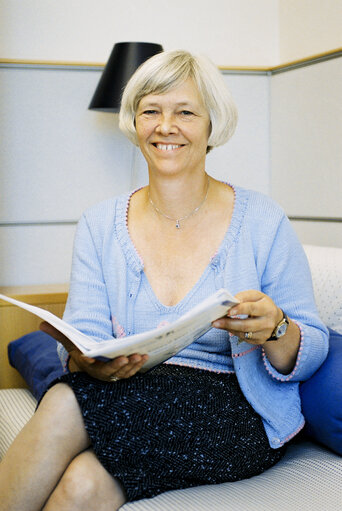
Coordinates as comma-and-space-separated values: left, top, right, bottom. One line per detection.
57, 213, 116, 369
259, 215, 329, 382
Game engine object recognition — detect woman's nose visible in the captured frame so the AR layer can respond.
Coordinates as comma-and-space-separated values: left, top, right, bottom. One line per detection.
157, 114, 178, 135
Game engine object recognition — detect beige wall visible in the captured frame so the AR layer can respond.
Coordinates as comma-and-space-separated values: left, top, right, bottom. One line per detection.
279, 0, 342, 62
1, 1, 341, 66
0, 0, 279, 66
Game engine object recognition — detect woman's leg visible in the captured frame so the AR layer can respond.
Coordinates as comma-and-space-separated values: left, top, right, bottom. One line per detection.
0, 383, 91, 511
42, 449, 126, 511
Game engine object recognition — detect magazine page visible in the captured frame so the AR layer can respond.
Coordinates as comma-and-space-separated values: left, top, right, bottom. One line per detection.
0, 293, 99, 351
85, 289, 239, 371
0, 288, 239, 371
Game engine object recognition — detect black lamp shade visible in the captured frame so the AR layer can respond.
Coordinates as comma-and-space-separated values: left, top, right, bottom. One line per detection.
89, 42, 164, 112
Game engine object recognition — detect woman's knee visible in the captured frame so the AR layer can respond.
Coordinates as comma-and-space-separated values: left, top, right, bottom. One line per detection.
49, 451, 125, 510
39, 384, 80, 423
55, 457, 98, 507
39, 383, 77, 413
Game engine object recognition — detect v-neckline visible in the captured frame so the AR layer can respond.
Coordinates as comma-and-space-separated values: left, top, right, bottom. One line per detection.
141, 256, 214, 313
115, 182, 247, 309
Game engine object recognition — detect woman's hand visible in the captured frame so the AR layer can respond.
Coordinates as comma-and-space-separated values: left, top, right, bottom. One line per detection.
40, 322, 149, 382
212, 290, 282, 345
212, 290, 301, 374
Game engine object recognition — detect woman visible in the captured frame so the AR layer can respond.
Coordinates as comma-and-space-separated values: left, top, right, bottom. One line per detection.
0, 50, 328, 511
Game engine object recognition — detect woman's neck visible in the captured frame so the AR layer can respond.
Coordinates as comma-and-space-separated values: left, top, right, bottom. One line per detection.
147, 172, 210, 222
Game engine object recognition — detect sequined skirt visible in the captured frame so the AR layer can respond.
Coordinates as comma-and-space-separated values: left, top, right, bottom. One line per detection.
55, 365, 285, 501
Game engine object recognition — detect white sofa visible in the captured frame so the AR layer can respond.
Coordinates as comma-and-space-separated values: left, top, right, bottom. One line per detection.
1, 244, 341, 510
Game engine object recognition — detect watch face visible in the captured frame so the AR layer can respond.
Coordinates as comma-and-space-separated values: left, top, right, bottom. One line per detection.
277, 322, 288, 337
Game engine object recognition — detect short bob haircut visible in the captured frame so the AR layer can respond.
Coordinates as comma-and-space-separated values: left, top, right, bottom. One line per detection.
119, 50, 238, 153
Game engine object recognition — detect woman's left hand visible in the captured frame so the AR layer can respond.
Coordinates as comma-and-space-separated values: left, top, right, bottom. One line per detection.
212, 290, 283, 345
39, 321, 148, 381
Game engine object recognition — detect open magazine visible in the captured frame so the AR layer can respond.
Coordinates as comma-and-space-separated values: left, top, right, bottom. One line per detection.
0, 289, 239, 372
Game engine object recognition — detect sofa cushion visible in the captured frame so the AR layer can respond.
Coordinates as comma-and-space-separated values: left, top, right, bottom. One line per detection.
8, 331, 63, 401
300, 328, 342, 455
0, 388, 37, 460
303, 245, 342, 334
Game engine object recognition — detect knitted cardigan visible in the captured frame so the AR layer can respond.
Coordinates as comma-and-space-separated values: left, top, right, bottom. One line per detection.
59, 184, 329, 448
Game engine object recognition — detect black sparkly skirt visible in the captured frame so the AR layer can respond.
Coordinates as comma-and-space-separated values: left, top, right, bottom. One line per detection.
53, 365, 285, 501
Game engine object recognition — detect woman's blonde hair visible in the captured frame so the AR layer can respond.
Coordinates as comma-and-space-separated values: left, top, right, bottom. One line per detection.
119, 50, 238, 152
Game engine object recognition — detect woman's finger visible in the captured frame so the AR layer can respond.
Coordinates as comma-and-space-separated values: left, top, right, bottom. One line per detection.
113, 354, 149, 379
213, 310, 279, 345
72, 352, 148, 381
228, 327, 269, 345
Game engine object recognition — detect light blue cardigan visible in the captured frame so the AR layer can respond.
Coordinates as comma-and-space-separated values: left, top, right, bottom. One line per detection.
59, 185, 328, 448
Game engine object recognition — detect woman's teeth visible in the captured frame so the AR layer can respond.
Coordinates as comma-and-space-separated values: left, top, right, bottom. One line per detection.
156, 144, 182, 151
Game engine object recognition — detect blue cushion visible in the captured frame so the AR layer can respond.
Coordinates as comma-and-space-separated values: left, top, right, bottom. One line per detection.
8, 331, 64, 401
300, 328, 342, 455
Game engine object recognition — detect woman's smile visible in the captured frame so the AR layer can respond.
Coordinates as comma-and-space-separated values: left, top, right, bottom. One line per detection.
153, 143, 185, 152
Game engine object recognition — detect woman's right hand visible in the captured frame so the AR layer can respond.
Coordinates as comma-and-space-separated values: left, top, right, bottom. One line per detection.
40, 321, 149, 382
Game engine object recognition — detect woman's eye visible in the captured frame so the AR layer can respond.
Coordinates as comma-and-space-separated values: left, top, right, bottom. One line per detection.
180, 110, 193, 116
143, 110, 158, 115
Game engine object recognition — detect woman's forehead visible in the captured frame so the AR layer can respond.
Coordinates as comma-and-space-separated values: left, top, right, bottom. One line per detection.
138, 78, 205, 108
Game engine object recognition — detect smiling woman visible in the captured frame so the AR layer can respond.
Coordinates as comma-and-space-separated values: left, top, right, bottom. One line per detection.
119, 49, 238, 152
0, 50, 329, 511
135, 79, 210, 181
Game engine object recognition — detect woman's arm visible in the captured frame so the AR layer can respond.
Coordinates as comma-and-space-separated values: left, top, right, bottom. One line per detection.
214, 214, 328, 379
212, 290, 301, 374
52, 211, 148, 381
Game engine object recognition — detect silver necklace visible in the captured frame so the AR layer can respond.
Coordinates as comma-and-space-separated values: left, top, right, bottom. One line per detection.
148, 176, 210, 229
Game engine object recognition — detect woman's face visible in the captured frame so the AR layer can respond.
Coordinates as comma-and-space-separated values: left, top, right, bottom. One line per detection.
135, 78, 211, 178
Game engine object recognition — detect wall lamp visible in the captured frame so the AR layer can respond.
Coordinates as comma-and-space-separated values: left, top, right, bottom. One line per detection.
88, 42, 164, 112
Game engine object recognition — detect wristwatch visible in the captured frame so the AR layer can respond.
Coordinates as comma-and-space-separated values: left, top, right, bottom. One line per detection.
266, 309, 289, 341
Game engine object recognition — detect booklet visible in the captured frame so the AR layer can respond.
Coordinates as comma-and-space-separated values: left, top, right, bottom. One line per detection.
0, 289, 239, 372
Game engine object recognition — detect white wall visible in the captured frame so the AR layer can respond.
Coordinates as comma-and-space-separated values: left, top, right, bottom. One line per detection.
1, 0, 341, 286
0, 67, 270, 286
1, 0, 280, 66
290, 221, 342, 250
270, 57, 342, 249
206, 74, 270, 193
0, 69, 269, 224
0, 67, 133, 223
279, 0, 342, 62
270, 58, 342, 219
0, 225, 77, 286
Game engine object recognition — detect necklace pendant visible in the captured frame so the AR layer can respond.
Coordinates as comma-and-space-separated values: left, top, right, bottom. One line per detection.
176, 220, 180, 229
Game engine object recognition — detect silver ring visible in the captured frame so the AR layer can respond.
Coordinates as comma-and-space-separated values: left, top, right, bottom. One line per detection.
109, 375, 120, 382
244, 331, 253, 340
